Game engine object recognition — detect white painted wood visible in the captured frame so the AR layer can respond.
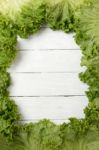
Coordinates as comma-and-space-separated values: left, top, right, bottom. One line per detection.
9, 50, 84, 73
9, 73, 88, 96
14, 96, 88, 121
9, 28, 88, 123
17, 28, 80, 50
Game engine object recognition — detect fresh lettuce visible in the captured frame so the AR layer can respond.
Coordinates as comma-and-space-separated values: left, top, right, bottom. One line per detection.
75, 0, 99, 102
0, 0, 99, 149
45, 0, 89, 32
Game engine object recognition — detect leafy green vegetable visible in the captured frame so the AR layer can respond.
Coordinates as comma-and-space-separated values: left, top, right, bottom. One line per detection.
0, 14, 18, 68
75, 0, 99, 103
0, 0, 29, 19
0, 95, 20, 140
45, 0, 91, 32
45, 0, 74, 32
15, 0, 46, 38
12, 120, 62, 150
0, 0, 99, 149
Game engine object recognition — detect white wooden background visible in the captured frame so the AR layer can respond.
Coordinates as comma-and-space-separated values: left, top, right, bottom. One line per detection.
8, 28, 88, 124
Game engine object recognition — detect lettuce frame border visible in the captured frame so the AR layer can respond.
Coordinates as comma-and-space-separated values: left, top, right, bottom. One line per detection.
0, 0, 99, 149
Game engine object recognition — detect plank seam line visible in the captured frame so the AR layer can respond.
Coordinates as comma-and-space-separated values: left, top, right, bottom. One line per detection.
17, 49, 80, 51
20, 119, 70, 121
9, 72, 80, 74
10, 95, 85, 98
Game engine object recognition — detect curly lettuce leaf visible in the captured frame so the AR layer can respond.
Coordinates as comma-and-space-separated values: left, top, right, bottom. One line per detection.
15, 0, 45, 38
61, 131, 99, 150
45, 0, 88, 32
0, 14, 18, 68
0, 95, 20, 140
0, 0, 45, 38
0, 0, 29, 19
75, 0, 99, 103
11, 120, 62, 150
75, 0, 99, 65
46, 0, 75, 32
77, 1, 99, 46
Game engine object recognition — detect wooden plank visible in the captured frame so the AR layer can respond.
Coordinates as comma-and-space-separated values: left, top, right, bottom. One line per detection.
9, 73, 88, 96
17, 28, 80, 50
13, 27, 86, 125
9, 50, 84, 73
14, 96, 88, 121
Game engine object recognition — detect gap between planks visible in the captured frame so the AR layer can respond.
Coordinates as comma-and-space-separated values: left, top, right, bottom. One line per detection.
10, 95, 85, 98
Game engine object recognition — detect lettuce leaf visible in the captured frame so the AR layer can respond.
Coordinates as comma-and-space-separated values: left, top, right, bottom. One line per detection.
0, 0, 29, 19
46, 0, 89, 32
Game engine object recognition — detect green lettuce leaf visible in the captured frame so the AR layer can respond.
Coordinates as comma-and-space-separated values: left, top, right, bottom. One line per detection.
46, 0, 89, 32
